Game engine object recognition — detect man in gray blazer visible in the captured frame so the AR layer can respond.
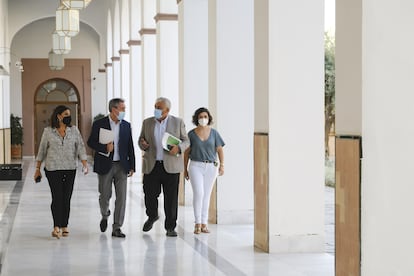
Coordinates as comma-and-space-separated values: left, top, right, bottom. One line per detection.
138, 97, 189, 237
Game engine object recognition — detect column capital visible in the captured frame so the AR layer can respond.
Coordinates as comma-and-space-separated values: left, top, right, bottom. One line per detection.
139, 28, 156, 36
111, 56, 120, 62
98, 68, 106, 73
177, 0, 182, 4
154, 13, 178, 23
119, 49, 129, 55
127, 40, 141, 46
104, 63, 112, 68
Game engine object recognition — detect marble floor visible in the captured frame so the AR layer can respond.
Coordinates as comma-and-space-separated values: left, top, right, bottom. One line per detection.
0, 160, 334, 276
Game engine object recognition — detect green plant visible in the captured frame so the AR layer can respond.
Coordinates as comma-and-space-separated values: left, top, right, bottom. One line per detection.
93, 113, 106, 122
325, 32, 335, 158
10, 114, 23, 145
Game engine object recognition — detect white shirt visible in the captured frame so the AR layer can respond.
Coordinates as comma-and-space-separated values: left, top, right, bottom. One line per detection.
109, 116, 121, 161
154, 116, 169, 161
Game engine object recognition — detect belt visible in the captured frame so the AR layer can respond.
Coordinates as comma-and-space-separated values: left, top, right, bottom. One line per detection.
196, 160, 218, 166
113, 160, 120, 163
155, 160, 163, 164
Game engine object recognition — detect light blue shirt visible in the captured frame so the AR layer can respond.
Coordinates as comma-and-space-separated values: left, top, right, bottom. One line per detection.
109, 116, 121, 161
154, 116, 169, 160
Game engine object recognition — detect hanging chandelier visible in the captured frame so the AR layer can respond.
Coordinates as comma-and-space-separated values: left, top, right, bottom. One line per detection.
48, 49, 65, 70
52, 31, 71, 54
61, 0, 92, 10
56, 6, 79, 37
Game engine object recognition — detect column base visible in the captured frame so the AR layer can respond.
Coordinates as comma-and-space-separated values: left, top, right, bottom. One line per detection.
269, 234, 325, 253
217, 210, 253, 224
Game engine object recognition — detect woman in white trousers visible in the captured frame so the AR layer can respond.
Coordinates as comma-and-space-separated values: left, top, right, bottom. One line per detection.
184, 107, 225, 234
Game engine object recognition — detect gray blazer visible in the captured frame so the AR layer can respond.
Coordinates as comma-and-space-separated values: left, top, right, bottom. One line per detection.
138, 115, 189, 174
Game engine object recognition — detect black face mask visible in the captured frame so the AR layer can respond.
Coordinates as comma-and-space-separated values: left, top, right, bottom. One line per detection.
62, 116, 72, 126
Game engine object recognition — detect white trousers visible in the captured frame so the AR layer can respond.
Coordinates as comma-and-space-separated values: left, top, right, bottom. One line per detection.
188, 161, 218, 224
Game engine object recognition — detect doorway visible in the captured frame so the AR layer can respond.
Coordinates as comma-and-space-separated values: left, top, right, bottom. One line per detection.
34, 78, 80, 154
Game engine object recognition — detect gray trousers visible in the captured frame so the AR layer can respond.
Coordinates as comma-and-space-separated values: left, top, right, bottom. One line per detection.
98, 162, 127, 231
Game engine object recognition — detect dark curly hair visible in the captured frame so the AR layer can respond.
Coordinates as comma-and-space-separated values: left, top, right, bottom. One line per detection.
192, 107, 213, 126
50, 105, 71, 128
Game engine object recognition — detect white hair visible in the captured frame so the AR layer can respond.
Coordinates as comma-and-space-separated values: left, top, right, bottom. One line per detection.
155, 97, 171, 110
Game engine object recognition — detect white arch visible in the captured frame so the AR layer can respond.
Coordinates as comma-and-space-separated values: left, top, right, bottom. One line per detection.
10, 16, 103, 47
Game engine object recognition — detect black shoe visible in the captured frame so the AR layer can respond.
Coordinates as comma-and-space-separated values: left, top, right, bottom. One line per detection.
143, 216, 159, 232
112, 229, 126, 238
100, 218, 107, 232
166, 229, 177, 237
100, 210, 110, 232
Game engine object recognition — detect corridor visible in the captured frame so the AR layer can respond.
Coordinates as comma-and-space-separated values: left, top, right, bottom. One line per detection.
0, 160, 334, 276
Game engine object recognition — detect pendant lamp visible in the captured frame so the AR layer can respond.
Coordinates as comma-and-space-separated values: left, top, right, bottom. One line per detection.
61, 0, 92, 10
56, 6, 79, 37
52, 31, 71, 54
49, 49, 65, 70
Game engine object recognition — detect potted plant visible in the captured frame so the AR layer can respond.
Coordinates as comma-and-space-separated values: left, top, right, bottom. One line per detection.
93, 113, 106, 122
10, 114, 23, 159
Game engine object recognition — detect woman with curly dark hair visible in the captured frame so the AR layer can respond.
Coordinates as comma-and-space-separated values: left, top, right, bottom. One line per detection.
184, 107, 225, 234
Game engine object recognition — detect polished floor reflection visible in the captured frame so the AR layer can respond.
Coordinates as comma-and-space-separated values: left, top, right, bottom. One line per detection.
0, 160, 334, 276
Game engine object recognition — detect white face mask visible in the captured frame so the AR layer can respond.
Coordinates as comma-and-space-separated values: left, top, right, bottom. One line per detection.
198, 118, 209, 127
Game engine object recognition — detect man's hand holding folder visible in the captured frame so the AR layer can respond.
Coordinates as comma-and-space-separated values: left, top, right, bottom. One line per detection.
162, 132, 181, 156
98, 128, 114, 157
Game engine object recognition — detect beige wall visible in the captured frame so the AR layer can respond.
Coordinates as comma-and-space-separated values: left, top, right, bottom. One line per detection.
21, 58, 92, 157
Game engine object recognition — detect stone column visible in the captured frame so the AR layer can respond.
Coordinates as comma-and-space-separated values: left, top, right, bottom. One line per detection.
119, 0, 130, 118
112, 3, 122, 99
177, 0, 208, 133
359, 0, 414, 274
0, 74, 11, 164
141, 0, 157, 118
155, 0, 179, 113
335, 0, 362, 273
129, 0, 143, 178
119, 49, 130, 119
208, 0, 254, 224
111, 56, 121, 98
105, 63, 113, 102
253, 0, 325, 253
177, 0, 209, 205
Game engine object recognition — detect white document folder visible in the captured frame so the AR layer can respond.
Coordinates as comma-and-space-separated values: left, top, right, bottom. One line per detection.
99, 128, 114, 144
98, 128, 114, 157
